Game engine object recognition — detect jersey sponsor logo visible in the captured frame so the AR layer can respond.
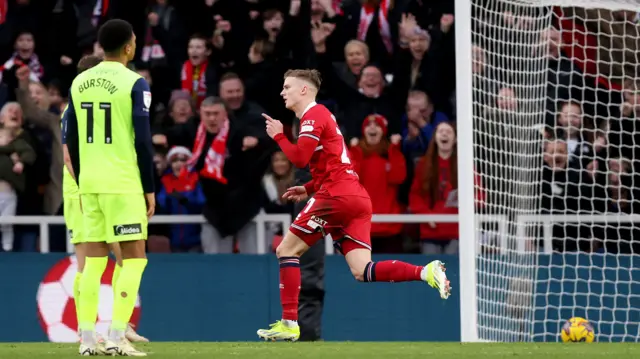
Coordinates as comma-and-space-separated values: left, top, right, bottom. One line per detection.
143, 91, 152, 111
113, 223, 142, 236
301, 125, 314, 133
310, 215, 327, 227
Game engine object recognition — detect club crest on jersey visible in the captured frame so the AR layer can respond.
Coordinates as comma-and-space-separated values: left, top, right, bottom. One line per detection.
143, 91, 152, 111
113, 224, 142, 236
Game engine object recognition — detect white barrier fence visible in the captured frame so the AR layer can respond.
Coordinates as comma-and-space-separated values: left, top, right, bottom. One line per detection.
516, 214, 640, 254
0, 213, 635, 254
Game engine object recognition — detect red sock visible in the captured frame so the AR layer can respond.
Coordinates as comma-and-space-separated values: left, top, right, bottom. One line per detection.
364, 260, 422, 282
279, 256, 301, 321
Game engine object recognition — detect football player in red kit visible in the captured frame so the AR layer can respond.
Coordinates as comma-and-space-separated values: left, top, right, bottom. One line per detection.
258, 69, 451, 341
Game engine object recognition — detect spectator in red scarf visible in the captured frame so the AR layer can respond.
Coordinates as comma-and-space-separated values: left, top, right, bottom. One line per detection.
350, 114, 406, 253
409, 122, 483, 254
186, 96, 274, 254
0, 31, 43, 101
339, 0, 403, 72
180, 34, 218, 108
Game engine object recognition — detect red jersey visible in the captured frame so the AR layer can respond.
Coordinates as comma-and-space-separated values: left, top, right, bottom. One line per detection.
274, 102, 368, 198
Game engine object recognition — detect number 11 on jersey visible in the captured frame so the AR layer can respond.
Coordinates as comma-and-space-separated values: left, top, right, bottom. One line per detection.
81, 102, 112, 144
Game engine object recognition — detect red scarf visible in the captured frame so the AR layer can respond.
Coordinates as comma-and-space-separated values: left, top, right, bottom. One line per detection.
180, 59, 208, 108
0, 0, 7, 25
358, 0, 393, 54
142, 27, 165, 62
92, 0, 109, 27
0, 53, 43, 82
332, 0, 343, 15
186, 120, 230, 184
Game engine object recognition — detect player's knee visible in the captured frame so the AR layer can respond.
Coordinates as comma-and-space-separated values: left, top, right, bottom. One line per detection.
349, 263, 368, 282
352, 268, 366, 282
275, 242, 299, 258
276, 233, 308, 258
344, 248, 371, 282
119, 240, 147, 259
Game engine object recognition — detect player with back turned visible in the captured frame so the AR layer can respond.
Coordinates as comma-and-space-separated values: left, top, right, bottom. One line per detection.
56, 54, 149, 350
258, 69, 451, 341
62, 19, 155, 356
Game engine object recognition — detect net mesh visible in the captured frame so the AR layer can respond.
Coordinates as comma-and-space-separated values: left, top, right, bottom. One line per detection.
471, 0, 640, 342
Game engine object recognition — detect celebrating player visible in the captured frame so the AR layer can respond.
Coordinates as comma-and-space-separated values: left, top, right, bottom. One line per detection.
57, 55, 148, 350
258, 69, 451, 341
62, 19, 155, 356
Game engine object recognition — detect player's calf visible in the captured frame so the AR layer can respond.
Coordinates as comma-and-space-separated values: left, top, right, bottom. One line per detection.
258, 232, 309, 339
343, 243, 451, 298
110, 240, 147, 343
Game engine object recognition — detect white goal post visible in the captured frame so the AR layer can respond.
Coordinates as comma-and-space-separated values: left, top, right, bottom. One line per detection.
457, 0, 640, 343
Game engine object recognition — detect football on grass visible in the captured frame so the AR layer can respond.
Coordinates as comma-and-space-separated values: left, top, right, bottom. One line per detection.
560, 317, 595, 343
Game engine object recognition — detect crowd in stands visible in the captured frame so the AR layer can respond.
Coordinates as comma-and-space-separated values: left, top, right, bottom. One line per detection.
0, 0, 636, 255
473, 5, 640, 254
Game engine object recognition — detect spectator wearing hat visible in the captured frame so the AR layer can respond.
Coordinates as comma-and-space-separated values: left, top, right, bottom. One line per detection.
157, 146, 206, 252
349, 114, 406, 253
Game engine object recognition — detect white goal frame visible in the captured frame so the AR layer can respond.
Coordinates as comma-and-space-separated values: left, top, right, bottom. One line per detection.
455, 0, 479, 343
454, 0, 640, 343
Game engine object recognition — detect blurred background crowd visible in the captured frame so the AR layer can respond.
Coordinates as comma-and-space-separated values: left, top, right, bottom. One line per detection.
0, 0, 637, 255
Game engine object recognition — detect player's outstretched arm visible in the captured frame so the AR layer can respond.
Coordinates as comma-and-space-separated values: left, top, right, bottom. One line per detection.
61, 94, 80, 183
263, 113, 318, 168
131, 78, 156, 198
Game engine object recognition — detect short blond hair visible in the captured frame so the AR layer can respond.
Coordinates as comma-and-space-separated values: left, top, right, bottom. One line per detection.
284, 69, 322, 90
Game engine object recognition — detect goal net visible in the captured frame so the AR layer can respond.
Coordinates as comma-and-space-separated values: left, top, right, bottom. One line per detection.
467, 0, 640, 342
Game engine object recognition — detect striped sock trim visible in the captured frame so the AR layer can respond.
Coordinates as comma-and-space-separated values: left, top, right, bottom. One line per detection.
279, 256, 300, 268
364, 262, 376, 282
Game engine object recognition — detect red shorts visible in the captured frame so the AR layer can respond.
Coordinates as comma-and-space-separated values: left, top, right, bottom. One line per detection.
289, 190, 372, 254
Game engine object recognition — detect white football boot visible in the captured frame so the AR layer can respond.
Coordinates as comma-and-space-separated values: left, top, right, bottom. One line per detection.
423, 260, 451, 299
125, 323, 149, 343
104, 337, 147, 357
78, 332, 107, 356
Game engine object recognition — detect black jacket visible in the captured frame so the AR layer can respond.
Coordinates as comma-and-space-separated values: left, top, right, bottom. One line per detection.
199, 116, 275, 237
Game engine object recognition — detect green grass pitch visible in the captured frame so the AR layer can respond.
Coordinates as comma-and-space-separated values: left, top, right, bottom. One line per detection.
0, 342, 638, 358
